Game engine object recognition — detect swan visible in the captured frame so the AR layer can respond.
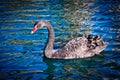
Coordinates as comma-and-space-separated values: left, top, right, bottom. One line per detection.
31, 20, 108, 59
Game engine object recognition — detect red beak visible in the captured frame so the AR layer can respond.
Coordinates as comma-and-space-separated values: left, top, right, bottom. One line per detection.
31, 25, 38, 34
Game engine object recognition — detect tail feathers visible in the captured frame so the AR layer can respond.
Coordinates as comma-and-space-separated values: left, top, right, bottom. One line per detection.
85, 35, 108, 50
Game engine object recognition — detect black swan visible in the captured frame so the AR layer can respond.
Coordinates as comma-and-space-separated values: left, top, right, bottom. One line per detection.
31, 20, 108, 59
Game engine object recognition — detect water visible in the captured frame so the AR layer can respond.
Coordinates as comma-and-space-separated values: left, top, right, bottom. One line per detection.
0, 0, 120, 80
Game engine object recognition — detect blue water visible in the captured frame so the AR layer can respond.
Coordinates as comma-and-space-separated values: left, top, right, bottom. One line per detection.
0, 0, 120, 80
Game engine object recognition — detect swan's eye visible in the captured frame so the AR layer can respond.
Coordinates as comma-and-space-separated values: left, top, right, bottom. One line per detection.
36, 25, 39, 28
38, 24, 42, 28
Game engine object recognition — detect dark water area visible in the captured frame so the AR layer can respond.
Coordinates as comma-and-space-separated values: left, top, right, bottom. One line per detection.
0, 0, 120, 80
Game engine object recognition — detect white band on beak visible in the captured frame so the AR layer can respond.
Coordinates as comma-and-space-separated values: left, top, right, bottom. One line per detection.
31, 31, 34, 34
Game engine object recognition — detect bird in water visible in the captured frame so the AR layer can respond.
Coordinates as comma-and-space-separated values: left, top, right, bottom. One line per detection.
31, 20, 108, 59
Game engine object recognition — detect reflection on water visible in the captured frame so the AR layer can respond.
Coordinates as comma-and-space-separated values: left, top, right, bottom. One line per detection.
0, 0, 120, 80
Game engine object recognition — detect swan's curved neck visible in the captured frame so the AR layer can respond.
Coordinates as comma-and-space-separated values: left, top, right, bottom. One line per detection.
44, 22, 54, 55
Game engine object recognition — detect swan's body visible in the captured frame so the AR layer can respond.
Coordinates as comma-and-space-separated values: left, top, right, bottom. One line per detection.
31, 20, 108, 59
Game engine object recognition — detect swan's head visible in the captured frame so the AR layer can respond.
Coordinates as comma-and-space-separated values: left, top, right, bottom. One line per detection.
31, 20, 46, 34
